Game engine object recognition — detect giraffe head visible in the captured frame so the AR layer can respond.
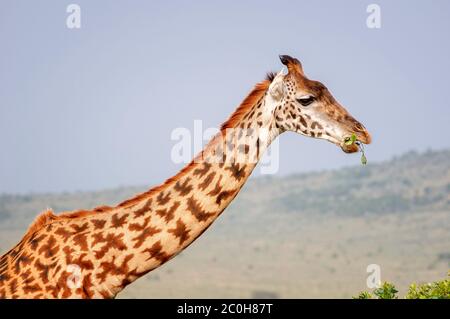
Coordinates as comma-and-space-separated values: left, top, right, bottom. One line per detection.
268, 55, 371, 153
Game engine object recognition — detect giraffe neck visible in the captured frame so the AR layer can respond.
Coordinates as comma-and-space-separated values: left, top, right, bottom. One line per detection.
0, 80, 282, 299
96, 82, 280, 297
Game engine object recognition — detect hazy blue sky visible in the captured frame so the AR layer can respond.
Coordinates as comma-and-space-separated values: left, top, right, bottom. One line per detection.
1, 1, 449, 194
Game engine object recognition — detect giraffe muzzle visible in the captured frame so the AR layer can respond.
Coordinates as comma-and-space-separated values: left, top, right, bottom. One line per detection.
341, 142, 359, 153
340, 130, 371, 153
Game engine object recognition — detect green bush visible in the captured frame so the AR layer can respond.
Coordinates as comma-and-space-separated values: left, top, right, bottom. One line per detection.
354, 272, 449, 299
406, 279, 450, 299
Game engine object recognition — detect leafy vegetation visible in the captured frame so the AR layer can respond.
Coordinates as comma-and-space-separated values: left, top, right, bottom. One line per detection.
344, 133, 367, 165
354, 273, 450, 299
406, 276, 450, 299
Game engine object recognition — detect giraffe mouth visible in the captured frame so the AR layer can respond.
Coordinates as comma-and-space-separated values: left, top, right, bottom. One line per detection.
341, 142, 360, 153
340, 134, 370, 154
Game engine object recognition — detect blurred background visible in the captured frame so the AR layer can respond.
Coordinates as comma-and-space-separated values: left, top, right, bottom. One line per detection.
0, 0, 449, 298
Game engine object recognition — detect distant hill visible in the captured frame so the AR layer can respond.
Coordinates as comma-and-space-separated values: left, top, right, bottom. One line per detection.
1, 149, 448, 229
249, 148, 450, 215
0, 149, 449, 298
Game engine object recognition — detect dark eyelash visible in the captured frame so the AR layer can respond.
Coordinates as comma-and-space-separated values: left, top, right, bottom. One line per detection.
296, 96, 315, 106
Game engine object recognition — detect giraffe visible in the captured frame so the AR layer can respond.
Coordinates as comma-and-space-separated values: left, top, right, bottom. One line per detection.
0, 55, 371, 298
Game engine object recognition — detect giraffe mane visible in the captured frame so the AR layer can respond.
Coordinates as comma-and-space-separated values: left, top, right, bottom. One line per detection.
19, 75, 273, 239
220, 78, 271, 130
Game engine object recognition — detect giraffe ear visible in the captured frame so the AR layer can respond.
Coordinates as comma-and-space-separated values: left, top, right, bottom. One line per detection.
279, 55, 304, 75
268, 71, 285, 101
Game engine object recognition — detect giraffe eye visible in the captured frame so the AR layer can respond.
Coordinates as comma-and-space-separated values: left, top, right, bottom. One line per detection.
297, 96, 315, 107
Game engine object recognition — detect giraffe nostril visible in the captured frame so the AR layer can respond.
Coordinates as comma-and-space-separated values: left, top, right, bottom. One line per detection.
354, 122, 365, 131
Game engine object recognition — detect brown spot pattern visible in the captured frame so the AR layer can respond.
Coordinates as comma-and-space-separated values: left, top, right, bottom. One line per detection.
156, 191, 171, 205
207, 175, 223, 196
71, 223, 89, 233
92, 233, 127, 258
72, 233, 89, 251
91, 219, 106, 230
131, 223, 161, 249
198, 172, 215, 191
34, 260, 54, 284
226, 163, 246, 181
156, 201, 180, 223
193, 162, 211, 177
38, 236, 59, 258
142, 241, 170, 263
216, 189, 238, 205
132, 199, 153, 218
186, 196, 215, 222
168, 219, 190, 246
96, 255, 134, 284
174, 178, 193, 196
28, 234, 46, 250
299, 116, 307, 127
111, 213, 129, 229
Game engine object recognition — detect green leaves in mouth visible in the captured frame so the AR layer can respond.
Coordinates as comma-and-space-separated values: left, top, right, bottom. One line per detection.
344, 133, 357, 146
345, 133, 368, 165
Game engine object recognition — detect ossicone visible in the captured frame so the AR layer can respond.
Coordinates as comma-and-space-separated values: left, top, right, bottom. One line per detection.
279, 54, 304, 75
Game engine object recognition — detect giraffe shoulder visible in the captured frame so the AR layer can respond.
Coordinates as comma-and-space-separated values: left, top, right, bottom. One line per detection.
25, 209, 58, 237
